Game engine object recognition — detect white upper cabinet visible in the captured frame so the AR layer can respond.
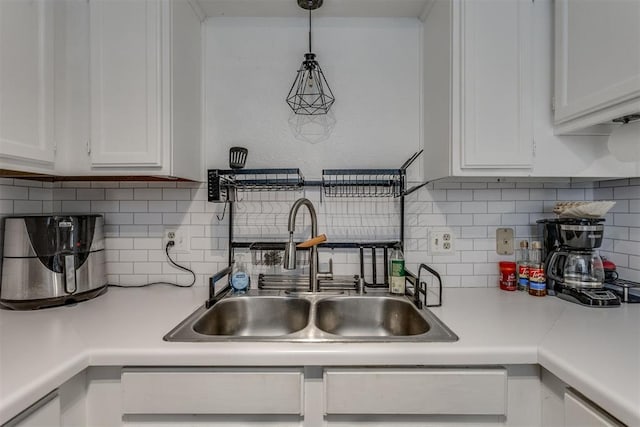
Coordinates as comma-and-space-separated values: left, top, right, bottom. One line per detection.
0, 0, 56, 174
90, 0, 163, 168
554, 0, 640, 134
424, 0, 534, 181
87, 0, 202, 180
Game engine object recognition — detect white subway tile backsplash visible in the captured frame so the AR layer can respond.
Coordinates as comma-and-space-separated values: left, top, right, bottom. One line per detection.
0, 200, 13, 215
134, 262, 163, 275
501, 189, 529, 200
2, 176, 638, 288
108, 262, 134, 274
557, 189, 585, 200
434, 202, 461, 214
134, 237, 162, 250
461, 202, 487, 214
106, 189, 133, 201
613, 240, 640, 256
14, 200, 44, 214
0, 185, 28, 200
28, 187, 50, 201
615, 214, 640, 227
92, 200, 120, 213
120, 201, 148, 212
119, 225, 149, 237
162, 188, 191, 201
133, 188, 162, 200
76, 189, 105, 201
105, 213, 134, 225
118, 249, 148, 262
473, 189, 502, 201
134, 213, 162, 225
53, 188, 76, 201
446, 190, 473, 201
13, 179, 43, 188
105, 237, 134, 250
473, 214, 502, 226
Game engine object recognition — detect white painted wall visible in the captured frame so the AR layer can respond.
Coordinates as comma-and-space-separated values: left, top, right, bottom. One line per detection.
204, 17, 423, 180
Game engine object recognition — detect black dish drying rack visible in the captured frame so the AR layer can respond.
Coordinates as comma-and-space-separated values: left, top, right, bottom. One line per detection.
205, 151, 442, 308
207, 150, 426, 202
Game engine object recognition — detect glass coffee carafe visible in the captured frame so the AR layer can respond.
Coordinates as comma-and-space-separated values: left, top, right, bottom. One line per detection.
547, 249, 605, 289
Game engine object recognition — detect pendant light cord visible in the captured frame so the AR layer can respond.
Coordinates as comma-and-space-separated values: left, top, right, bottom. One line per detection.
308, 9, 312, 52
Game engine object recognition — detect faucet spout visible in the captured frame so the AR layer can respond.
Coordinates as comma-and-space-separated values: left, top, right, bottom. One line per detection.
283, 198, 320, 292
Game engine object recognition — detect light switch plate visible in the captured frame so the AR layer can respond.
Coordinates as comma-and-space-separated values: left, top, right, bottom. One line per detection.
496, 228, 514, 255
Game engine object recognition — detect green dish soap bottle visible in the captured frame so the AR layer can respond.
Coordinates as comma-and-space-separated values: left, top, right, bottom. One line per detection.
389, 247, 405, 295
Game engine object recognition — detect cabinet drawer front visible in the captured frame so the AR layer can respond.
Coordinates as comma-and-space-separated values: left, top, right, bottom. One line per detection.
121, 369, 304, 415
324, 368, 506, 415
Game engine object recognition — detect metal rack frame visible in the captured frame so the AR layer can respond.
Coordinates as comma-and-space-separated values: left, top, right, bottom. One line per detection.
206, 151, 441, 306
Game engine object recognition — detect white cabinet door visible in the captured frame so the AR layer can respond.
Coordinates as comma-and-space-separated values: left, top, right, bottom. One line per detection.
0, 0, 55, 171
89, 0, 163, 168
564, 390, 624, 427
455, 0, 533, 171
424, 0, 534, 180
554, 0, 640, 133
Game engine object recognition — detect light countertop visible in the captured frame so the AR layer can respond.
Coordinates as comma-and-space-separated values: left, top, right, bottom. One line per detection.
1, 287, 638, 425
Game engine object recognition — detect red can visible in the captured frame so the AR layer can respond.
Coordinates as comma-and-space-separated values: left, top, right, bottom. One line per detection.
499, 261, 517, 291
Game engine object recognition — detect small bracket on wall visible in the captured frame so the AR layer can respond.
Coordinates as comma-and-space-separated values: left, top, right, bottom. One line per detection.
496, 228, 514, 255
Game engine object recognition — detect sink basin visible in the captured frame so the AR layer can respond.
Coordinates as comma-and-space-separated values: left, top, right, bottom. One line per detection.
315, 297, 429, 337
164, 291, 458, 343
192, 297, 310, 337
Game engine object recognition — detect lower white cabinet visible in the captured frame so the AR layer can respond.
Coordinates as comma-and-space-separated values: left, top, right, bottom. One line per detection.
564, 390, 624, 427
541, 368, 625, 427
4, 391, 60, 427
118, 366, 522, 426
13, 365, 625, 427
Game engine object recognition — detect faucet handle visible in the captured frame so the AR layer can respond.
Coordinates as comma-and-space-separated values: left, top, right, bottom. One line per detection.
317, 257, 334, 281
297, 234, 327, 248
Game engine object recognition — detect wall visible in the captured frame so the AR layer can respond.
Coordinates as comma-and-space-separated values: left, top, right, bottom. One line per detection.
204, 17, 423, 180
2, 177, 637, 289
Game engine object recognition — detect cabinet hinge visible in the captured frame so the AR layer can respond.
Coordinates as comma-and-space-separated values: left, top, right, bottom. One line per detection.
532, 140, 536, 158
87, 140, 91, 155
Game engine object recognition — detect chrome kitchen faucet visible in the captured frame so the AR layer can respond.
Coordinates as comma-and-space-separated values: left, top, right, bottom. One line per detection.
283, 198, 322, 292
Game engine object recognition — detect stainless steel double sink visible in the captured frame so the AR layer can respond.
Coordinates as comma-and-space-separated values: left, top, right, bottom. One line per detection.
164, 290, 458, 342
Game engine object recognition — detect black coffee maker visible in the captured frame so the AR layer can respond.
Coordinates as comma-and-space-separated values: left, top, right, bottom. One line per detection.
537, 218, 620, 307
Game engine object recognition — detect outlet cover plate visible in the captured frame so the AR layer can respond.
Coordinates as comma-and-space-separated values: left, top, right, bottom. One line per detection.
164, 227, 190, 253
496, 228, 514, 255
430, 229, 454, 254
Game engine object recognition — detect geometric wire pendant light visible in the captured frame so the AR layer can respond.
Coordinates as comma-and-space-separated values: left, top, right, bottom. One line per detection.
286, 0, 335, 115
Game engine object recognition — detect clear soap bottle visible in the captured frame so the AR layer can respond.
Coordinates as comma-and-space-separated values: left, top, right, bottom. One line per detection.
230, 254, 250, 294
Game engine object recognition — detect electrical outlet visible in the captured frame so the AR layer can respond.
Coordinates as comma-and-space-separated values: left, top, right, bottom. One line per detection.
430, 230, 454, 254
163, 227, 190, 253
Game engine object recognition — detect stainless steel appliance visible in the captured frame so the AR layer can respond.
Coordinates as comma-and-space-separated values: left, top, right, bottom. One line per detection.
537, 218, 619, 307
1, 215, 107, 310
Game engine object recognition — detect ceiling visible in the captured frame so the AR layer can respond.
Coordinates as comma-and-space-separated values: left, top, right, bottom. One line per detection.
195, 0, 432, 19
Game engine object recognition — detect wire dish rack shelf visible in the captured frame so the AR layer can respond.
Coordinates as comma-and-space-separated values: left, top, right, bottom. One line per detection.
207, 150, 426, 202
208, 168, 305, 202
322, 169, 404, 198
